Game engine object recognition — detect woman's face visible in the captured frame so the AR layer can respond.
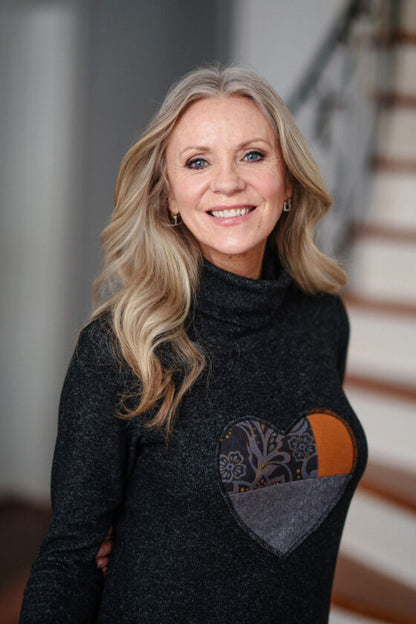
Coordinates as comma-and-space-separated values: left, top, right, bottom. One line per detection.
165, 96, 292, 279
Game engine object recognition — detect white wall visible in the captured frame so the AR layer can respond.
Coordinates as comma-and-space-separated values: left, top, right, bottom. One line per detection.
230, 0, 347, 101
0, 4, 87, 499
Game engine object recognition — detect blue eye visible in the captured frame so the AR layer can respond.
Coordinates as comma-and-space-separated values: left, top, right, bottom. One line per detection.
186, 157, 207, 169
244, 150, 264, 162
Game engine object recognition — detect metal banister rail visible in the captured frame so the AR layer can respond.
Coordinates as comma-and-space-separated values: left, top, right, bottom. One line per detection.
288, 0, 364, 115
287, 0, 396, 259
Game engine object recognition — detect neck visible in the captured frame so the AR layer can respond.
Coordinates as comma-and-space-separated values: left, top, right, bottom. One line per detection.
194, 254, 293, 342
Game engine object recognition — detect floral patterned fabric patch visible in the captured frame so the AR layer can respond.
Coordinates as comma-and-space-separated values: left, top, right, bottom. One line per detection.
219, 417, 318, 494
217, 410, 357, 556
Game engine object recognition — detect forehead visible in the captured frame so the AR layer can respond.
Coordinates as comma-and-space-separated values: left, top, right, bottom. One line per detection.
167, 96, 276, 148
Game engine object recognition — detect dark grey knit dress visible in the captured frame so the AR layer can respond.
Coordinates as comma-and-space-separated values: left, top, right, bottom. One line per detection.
20, 256, 367, 623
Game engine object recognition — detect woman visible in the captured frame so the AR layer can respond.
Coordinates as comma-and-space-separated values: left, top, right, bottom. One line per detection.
20, 66, 367, 623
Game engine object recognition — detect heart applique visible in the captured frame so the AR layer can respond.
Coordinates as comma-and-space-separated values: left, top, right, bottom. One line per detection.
217, 409, 357, 557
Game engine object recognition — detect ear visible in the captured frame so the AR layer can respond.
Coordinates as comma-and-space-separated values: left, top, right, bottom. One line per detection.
164, 178, 174, 211
285, 172, 293, 199
168, 197, 177, 214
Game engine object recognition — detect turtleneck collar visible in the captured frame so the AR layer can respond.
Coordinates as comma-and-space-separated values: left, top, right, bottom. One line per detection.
196, 250, 293, 332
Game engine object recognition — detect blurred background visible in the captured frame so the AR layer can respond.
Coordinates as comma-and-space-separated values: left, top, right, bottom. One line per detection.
1, 0, 415, 621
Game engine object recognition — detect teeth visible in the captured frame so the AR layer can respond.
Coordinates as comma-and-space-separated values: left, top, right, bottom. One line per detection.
210, 207, 252, 218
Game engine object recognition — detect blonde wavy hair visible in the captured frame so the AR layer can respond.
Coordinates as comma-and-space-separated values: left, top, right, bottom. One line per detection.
92, 65, 347, 435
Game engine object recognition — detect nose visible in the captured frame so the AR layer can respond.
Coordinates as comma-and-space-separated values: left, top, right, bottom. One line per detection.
210, 161, 246, 195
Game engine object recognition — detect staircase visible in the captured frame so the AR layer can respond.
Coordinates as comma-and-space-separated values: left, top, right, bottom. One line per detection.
330, 1, 416, 622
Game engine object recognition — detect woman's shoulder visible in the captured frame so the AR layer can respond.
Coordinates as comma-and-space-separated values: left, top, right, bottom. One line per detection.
288, 284, 347, 315
75, 312, 120, 370
287, 285, 349, 340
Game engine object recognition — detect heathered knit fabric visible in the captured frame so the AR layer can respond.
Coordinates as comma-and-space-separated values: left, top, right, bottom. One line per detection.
20, 256, 367, 624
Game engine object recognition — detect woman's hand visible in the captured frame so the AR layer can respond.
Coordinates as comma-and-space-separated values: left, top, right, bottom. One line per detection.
95, 526, 114, 575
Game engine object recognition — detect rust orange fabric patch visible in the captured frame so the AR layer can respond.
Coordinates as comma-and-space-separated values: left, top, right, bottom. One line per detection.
308, 409, 356, 477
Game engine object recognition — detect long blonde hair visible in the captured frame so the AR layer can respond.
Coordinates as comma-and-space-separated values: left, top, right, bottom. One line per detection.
92, 65, 347, 435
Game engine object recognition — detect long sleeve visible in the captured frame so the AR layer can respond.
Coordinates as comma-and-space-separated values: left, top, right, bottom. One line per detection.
335, 296, 350, 384
20, 320, 138, 623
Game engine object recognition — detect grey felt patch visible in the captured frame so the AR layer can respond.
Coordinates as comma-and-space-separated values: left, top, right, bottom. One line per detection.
228, 474, 350, 555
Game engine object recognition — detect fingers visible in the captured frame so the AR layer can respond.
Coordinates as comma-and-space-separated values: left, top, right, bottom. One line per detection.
96, 539, 112, 557
96, 555, 109, 570
96, 560, 108, 576
96, 525, 114, 575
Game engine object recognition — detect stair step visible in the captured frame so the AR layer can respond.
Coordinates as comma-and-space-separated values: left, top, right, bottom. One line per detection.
339, 490, 416, 589
343, 293, 416, 318
372, 155, 416, 173
345, 384, 416, 472
392, 43, 416, 94
375, 92, 416, 108
346, 375, 416, 404
376, 41, 416, 95
365, 170, 416, 229
332, 552, 416, 624
381, 32, 416, 46
377, 108, 416, 160
346, 306, 416, 385
350, 223, 416, 244
347, 238, 416, 304
360, 460, 416, 513
330, 605, 391, 623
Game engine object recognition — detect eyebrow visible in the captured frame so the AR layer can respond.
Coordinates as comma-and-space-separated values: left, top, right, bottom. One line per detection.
179, 137, 273, 158
179, 145, 210, 157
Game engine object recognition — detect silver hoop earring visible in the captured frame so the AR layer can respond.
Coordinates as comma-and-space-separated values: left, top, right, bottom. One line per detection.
283, 199, 292, 213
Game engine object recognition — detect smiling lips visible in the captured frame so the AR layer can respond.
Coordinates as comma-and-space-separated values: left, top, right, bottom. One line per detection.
208, 206, 256, 219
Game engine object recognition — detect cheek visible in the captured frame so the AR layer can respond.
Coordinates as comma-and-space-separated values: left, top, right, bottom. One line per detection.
251, 164, 285, 198
255, 175, 286, 233
261, 174, 286, 209
170, 178, 205, 212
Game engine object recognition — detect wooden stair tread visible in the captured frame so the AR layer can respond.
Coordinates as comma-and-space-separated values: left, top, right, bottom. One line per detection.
348, 222, 416, 244
376, 32, 416, 46
332, 553, 416, 624
371, 155, 416, 173
343, 293, 416, 318
375, 93, 416, 108
389, 32, 416, 45
359, 460, 416, 513
345, 374, 416, 404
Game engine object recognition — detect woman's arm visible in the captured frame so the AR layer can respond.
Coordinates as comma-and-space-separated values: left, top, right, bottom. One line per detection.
20, 320, 137, 623
335, 296, 350, 384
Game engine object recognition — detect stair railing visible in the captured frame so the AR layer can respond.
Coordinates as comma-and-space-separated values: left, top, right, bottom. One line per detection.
288, 0, 396, 259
